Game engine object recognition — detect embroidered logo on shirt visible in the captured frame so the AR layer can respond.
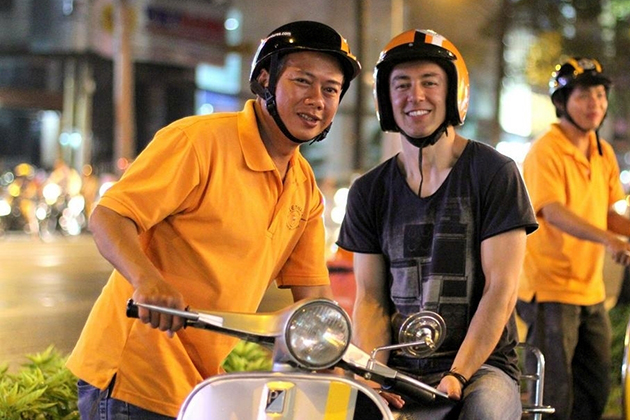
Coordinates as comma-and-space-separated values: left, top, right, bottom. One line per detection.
286, 205, 303, 230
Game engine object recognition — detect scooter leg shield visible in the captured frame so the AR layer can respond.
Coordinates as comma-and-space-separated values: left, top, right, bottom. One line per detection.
178, 371, 392, 420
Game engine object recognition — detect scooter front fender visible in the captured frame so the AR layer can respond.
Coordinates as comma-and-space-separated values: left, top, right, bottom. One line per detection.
178, 371, 393, 420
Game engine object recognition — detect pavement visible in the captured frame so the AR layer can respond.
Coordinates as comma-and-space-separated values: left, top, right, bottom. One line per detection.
0, 232, 112, 371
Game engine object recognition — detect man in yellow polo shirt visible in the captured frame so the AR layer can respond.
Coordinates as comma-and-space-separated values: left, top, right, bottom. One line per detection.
518, 57, 630, 420
66, 20, 361, 420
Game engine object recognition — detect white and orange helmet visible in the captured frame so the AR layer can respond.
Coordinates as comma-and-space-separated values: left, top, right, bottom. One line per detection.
374, 29, 470, 132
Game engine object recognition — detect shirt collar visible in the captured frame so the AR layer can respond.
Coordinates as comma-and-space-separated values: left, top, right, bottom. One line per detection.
239, 100, 275, 172
550, 123, 598, 163
238, 100, 307, 183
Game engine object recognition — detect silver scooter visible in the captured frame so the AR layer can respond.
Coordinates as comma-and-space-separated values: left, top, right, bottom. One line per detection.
126, 298, 450, 420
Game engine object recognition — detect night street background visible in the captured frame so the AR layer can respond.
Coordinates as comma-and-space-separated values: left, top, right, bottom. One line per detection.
0, 233, 111, 371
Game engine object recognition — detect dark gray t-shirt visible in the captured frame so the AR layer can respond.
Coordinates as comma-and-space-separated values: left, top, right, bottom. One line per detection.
337, 140, 538, 380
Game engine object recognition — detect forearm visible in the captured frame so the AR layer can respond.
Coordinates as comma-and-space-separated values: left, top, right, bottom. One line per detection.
449, 229, 523, 380
89, 205, 164, 289
542, 202, 616, 245
450, 289, 515, 380
352, 293, 401, 407
607, 211, 630, 238
351, 252, 391, 362
543, 203, 630, 263
90, 205, 185, 332
352, 297, 391, 364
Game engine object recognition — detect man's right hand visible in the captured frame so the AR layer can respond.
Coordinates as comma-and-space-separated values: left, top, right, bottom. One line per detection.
606, 236, 630, 266
132, 280, 186, 337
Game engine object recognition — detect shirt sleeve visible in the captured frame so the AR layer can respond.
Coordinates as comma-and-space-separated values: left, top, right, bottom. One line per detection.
336, 176, 383, 254
97, 125, 203, 232
522, 141, 567, 215
479, 158, 538, 241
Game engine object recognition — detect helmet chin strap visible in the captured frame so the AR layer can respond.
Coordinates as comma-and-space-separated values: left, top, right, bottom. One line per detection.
563, 109, 603, 156
399, 122, 449, 198
400, 122, 449, 149
250, 55, 330, 145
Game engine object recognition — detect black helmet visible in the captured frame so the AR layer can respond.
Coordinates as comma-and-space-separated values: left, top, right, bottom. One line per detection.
250, 21, 361, 99
549, 57, 611, 103
374, 29, 469, 133
249, 21, 361, 144
549, 57, 612, 155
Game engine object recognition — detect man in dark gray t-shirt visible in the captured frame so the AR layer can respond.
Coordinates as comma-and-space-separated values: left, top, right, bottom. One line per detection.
337, 29, 537, 420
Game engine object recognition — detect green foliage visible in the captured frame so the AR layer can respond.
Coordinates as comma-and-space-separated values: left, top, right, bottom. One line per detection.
609, 304, 630, 385
221, 340, 272, 373
0, 341, 271, 420
611, 0, 630, 20
0, 345, 79, 420
605, 303, 630, 418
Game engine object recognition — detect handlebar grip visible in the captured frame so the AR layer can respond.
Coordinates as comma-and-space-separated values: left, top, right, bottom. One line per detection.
382, 379, 438, 404
126, 299, 139, 319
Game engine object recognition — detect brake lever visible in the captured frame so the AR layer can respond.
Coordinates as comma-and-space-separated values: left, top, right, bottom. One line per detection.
341, 343, 449, 401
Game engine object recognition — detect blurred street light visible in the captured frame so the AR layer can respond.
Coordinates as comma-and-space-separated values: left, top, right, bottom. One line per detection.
113, 0, 136, 175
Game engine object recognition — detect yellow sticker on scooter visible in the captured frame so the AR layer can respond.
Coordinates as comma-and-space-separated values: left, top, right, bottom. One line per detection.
324, 381, 353, 420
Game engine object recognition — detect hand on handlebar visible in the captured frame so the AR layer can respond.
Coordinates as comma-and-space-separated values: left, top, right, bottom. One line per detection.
377, 389, 406, 409
437, 375, 464, 401
132, 280, 186, 337
349, 372, 406, 409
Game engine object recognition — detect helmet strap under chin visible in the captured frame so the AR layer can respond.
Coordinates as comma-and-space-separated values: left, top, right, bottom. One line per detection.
400, 123, 449, 197
563, 109, 604, 156
401, 122, 449, 149
417, 147, 424, 197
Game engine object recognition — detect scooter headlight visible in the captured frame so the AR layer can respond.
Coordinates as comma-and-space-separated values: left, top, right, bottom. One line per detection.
285, 300, 351, 370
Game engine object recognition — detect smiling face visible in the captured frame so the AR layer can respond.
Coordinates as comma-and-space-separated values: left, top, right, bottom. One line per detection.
564, 84, 608, 131
389, 60, 448, 138
259, 51, 345, 142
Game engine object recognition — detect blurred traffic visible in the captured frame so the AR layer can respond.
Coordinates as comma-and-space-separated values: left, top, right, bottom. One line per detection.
0, 161, 116, 239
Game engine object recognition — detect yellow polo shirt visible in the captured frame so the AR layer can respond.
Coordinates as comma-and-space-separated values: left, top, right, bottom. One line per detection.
519, 123, 625, 305
66, 100, 329, 416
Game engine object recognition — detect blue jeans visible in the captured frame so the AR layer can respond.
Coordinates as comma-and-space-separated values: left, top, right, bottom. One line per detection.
392, 365, 522, 420
77, 377, 175, 420
516, 300, 611, 420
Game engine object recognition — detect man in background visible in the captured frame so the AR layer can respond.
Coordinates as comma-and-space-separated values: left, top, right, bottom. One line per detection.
518, 57, 630, 420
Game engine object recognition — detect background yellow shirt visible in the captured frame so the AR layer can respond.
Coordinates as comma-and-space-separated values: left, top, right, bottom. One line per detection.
519, 123, 625, 305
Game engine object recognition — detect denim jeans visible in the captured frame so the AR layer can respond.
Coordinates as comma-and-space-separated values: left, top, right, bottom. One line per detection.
77, 377, 175, 420
392, 364, 522, 420
517, 300, 611, 420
